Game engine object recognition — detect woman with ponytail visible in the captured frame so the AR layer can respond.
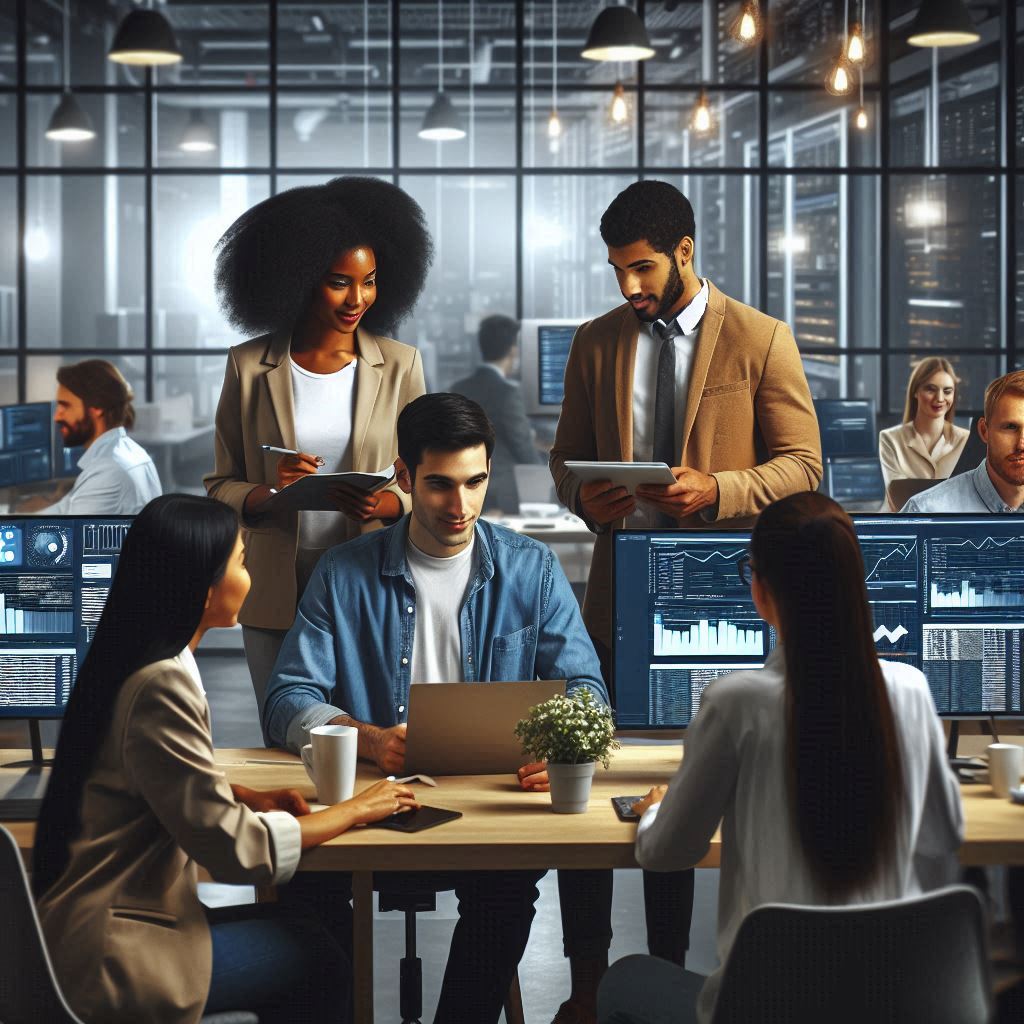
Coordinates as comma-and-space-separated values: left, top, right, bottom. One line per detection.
597, 492, 963, 1024
33, 494, 418, 1024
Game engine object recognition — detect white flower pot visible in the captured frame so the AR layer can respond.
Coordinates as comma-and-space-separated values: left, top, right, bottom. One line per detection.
547, 761, 596, 814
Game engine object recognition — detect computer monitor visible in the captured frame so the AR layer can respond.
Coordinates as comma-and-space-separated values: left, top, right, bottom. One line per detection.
55, 435, 84, 478
520, 319, 581, 415
0, 402, 53, 488
0, 515, 132, 719
613, 514, 1024, 729
813, 399, 877, 459
824, 458, 885, 505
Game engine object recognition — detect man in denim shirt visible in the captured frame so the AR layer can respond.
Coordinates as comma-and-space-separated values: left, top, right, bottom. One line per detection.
264, 392, 607, 1024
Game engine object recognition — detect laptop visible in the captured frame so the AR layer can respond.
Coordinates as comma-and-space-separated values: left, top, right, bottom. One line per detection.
0, 766, 50, 821
403, 680, 566, 775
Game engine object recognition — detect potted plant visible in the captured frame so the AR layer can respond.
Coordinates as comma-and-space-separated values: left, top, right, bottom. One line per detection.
515, 689, 619, 813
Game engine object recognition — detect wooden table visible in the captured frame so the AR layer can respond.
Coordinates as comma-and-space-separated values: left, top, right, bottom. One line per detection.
5, 742, 1024, 1022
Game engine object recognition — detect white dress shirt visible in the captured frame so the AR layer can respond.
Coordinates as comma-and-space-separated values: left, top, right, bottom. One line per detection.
635, 648, 963, 1024
46, 426, 161, 516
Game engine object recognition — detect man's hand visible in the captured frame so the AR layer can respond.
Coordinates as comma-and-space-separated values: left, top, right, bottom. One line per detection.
232, 784, 311, 816
364, 722, 407, 774
631, 784, 668, 816
517, 761, 549, 792
635, 467, 719, 520
328, 482, 402, 523
579, 479, 636, 525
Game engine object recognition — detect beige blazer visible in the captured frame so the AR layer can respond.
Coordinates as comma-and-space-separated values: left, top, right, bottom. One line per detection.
550, 282, 822, 643
37, 659, 288, 1024
204, 329, 426, 629
878, 421, 969, 510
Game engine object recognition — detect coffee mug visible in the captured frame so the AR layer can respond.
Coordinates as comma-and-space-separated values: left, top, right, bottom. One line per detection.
987, 743, 1024, 799
301, 724, 357, 805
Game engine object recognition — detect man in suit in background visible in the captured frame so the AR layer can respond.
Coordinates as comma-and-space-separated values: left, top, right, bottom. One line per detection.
545, 180, 822, 1024
452, 314, 544, 514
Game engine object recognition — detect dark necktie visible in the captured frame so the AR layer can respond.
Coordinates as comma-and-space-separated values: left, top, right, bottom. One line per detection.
652, 318, 682, 469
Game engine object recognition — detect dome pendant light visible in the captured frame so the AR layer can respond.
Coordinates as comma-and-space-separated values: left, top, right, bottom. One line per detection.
109, 4, 183, 66
418, 0, 465, 141
582, 5, 654, 62
46, 1, 95, 142
907, 0, 980, 48
179, 109, 217, 152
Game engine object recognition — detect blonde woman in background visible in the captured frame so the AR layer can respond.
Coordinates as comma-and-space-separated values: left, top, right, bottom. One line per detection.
878, 357, 970, 510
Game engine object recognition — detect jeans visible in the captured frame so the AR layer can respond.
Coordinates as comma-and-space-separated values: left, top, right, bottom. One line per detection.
597, 954, 704, 1024
205, 902, 350, 1023
276, 867, 545, 1024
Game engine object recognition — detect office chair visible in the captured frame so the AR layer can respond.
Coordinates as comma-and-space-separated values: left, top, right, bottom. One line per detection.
0, 825, 258, 1024
710, 885, 992, 1023
378, 880, 525, 1024
951, 417, 986, 477
887, 476, 937, 511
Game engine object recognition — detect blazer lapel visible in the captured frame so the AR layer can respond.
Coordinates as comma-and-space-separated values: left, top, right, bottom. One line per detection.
681, 282, 725, 452
613, 307, 638, 462
352, 328, 384, 471
262, 333, 297, 450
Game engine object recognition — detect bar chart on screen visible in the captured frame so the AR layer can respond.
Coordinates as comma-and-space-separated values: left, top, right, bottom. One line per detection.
652, 610, 766, 657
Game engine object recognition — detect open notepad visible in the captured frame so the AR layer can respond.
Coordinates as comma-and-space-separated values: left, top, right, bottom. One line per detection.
263, 464, 396, 512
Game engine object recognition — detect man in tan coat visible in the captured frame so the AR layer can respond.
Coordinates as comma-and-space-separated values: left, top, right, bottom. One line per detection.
547, 180, 821, 1024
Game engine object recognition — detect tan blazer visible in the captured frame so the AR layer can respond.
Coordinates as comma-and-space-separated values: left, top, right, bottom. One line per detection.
878, 421, 969, 511
37, 659, 285, 1024
204, 329, 426, 629
550, 282, 822, 643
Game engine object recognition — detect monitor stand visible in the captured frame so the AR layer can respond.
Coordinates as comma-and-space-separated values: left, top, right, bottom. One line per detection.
947, 719, 999, 782
4, 720, 54, 769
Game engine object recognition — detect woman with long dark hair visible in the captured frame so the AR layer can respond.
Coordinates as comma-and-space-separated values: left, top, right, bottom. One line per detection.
205, 176, 432, 708
33, 494, 418, 1024
597, 492, 963, 1024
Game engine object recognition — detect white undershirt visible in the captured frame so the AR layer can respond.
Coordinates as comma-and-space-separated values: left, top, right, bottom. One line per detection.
406, 536, 476, 685
290, 358, 357, 552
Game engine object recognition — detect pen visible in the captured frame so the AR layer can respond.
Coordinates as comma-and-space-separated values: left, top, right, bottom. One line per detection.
261, 444, 325, 467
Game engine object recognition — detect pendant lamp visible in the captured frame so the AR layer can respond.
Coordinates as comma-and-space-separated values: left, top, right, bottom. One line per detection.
109, 5, 183, 66
46, 0, 95, 142
418, 0, 465, 141
907, 0, 979, 47
581, 5, 654, 62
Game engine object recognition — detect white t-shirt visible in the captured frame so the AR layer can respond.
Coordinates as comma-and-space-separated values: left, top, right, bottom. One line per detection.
406, 536, 476, 685
634, 649, 964, 1024
290, 358, 357, 552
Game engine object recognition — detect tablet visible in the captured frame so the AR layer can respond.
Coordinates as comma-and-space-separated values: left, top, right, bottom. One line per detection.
366, 805, 462, 832
564, 461, 676, 492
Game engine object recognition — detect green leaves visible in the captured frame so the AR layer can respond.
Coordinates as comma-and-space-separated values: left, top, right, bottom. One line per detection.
514, 689, 620, 768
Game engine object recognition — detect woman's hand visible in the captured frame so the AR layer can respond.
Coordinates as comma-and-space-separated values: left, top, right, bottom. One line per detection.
631, 785, 668, 816
345, 780, 420, 824
329, 484, 402, 523
276, 452, 322, 490
517, 761, 550, 791
232, 784, 310, 816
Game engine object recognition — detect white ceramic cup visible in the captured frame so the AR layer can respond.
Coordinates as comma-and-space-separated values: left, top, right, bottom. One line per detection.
301, 725, 357, 805
987, 743, 1024, 799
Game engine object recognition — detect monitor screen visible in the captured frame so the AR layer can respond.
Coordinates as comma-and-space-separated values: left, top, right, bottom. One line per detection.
0, 402, 53, 488
613, 514, 1024, 728
0, 515, 132, 718
55, 436, 84, 478
519, 319, 581, 415
824, 458, 885, 504
813, 399, 877, 459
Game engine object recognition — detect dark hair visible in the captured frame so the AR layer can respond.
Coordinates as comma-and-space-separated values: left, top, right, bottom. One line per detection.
56, 359, 136, 429
32, 495, 239, 899
750, 492, 905, 898
478, 314, 520, 363
599, 180, 697, 256
215, 176, 434, 338
397, 392, 495, 478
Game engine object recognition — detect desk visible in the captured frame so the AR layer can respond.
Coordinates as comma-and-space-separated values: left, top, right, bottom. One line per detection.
131, 423, 215, 490
5, 743, 1024, 1023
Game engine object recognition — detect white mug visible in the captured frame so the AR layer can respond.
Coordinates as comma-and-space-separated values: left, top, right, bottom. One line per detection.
987, 743, 1024, 799
301, 725, 357, 805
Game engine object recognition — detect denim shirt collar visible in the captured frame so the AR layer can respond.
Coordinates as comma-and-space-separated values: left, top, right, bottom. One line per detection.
381, 514, 496, 593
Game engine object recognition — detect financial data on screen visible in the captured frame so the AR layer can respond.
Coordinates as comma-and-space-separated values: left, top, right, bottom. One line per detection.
813, 399, 877, 459
537, 325, 576, 407
0, 516, 131, 717
613, 515, 1024, 729
0, 402, 53, 488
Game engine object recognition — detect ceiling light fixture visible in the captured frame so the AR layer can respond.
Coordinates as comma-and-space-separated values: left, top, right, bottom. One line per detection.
825, 0, 854, 97
854, 70, 868, 130
582, 4, 654, 62
609, 80, 629, 124
108, 3, 183, 66
690, 90, 713, 135
548, 0, 562, 151
731, 1, 762, 45
907, 0, 980, 48
179, 109, 217, 152
418, 0, 465, 140
46, 0, 95, 142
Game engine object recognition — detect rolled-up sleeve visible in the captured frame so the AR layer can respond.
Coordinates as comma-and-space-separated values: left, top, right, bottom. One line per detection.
255, 810, 302, 884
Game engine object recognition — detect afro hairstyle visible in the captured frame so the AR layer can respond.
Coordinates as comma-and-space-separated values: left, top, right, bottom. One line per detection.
215, 176, 434, 338
599, 180, 696, 257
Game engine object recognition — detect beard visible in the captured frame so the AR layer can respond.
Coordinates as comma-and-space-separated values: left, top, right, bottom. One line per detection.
990, 453, 1024, 489
630, 258, 686, 324
59, 415, 95, 449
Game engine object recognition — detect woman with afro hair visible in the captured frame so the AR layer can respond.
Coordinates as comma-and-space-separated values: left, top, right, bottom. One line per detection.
205, 177, 432, 705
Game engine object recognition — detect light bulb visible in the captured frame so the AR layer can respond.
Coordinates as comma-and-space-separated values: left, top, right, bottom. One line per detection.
610, 82, 628, 124
847, 23, 865, 64
732, 1, 761, 44
24, 227, 50, 262
547, 109, 562, 138
825, 56, 853, 96
690, 92, 712, 135
854, 105, 869, 130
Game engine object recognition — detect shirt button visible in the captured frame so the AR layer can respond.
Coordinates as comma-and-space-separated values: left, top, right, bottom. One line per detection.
398, 704, 405, 713
401, 657, 408, 665
407, 606, 414, 614
467, 655, 473, 663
